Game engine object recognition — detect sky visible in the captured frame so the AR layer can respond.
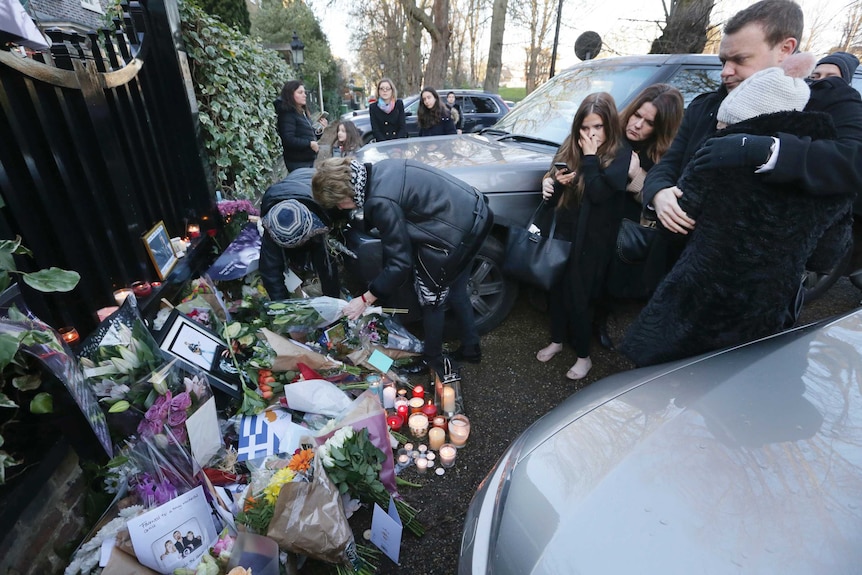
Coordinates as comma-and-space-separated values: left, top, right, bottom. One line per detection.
310, 0, 856, 82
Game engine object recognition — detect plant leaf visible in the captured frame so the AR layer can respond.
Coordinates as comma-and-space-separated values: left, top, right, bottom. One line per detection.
12, 373, 41, 391
22, 268, 81, 292
29, 392, 53, 414
0, 391, 18, 408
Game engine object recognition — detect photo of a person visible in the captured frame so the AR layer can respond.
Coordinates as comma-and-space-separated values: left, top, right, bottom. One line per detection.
172, 530, 185, 554
171, 323, 217, 370
160, 539, 178, 562
182, 530, 202, 551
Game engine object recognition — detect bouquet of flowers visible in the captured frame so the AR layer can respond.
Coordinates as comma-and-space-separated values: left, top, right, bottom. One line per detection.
218, 199, 259, 244
236, 448, 314, 533
318, 426, 424, 536
264, 296, 345, 335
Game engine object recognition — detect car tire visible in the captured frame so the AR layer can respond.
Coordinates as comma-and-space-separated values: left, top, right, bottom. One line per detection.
802, 244, 853, 303
448, 235, 519, 336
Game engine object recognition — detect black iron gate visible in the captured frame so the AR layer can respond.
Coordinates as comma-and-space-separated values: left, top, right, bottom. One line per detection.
0, 0, 214, 333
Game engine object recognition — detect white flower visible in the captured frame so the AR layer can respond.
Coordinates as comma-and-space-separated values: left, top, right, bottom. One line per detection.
329, 426, 354, 450
316, 444, 334, 468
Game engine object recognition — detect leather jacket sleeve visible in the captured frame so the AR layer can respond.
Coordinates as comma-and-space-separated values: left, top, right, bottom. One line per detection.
259, 234, 290, 300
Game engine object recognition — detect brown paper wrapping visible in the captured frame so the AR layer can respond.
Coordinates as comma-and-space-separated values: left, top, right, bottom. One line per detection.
261, 328, 343, 372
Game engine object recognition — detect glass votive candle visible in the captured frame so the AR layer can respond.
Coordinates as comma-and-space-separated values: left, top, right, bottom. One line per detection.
408, 397, 424, 414
428, 426, 446, 451
439, 443, 457, 468
387, 414, 403, 432
432, 415, 448, 432
131, 281, 152, 298
367, 374, 383, 404
396, 403, 409, 421
113, 288, 133, 306
412, 384, 425, 399
187, 223, 201, 238
415, 456, 428, 474
58, 327, 80, 345
408, 413, 429, 438
422, 399, 438, 420
448, 414, 471, 448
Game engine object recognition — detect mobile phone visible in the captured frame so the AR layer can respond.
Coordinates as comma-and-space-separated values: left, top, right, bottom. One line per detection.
554, 162, 569, 172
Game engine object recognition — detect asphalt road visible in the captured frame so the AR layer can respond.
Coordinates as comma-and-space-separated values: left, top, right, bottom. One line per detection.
304, 277, 862, 575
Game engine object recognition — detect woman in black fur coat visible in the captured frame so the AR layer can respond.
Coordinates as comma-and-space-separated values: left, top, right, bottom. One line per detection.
620, 67, 854, 367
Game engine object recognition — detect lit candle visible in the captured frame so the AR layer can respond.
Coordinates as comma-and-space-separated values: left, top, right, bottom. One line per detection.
387, 414, 403, 432
421, 400, 437, 420
151, 281, 162, 288
415, 456, 428, 474
113, 288, 133, 306
408, 413, 429, 438
403, 443, 413, 452
367, 374, 382, 404
131, 281, 152, 298
408, 397, 424, 414
432, 415, 447, 431
397, 453, 410, 466
412, 384, 425, 399
428, 427, 445, 451
382, 385, 396, 409
439, 444, 457, 468
58, 327, 80, 345
396, 403, 409, 421
187, 223, 201, 238
442, 385, 456, 414
448, 414, 471, 448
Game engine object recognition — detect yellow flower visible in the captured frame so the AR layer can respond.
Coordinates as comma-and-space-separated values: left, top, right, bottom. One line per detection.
263, 467, 295, 504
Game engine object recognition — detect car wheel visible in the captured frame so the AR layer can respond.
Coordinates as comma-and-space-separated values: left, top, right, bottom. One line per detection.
802, 245, 853, 302
451, 235, 519, 335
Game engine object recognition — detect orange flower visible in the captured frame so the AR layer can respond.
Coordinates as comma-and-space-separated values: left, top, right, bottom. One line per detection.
288, 448, 314, 472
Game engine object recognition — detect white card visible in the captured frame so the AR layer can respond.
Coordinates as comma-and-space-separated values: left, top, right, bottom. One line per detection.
186, 397, 221, 467
371, 496, 403, 564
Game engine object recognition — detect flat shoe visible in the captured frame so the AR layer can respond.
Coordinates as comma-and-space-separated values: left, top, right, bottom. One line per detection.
566, 360, 592, 381
536, 343, 563, 362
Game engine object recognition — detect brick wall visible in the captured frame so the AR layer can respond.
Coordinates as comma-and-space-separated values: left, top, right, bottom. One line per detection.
0, 446, 87, 575
29, 0, 109, 31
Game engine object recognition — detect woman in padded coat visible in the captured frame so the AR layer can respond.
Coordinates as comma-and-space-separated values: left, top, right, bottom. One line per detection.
276, 80, 321, 172
312, 157, 492, 375
620, 67, 854, 367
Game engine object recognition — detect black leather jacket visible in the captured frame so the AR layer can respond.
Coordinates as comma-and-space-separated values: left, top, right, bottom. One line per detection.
363, 159, 492, 299
258, 169, 339, 299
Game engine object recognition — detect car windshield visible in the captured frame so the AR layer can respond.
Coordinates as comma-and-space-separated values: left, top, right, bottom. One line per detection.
493, 64, 659, 145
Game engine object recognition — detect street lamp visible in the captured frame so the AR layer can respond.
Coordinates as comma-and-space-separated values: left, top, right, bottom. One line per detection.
290, 31, 305, 74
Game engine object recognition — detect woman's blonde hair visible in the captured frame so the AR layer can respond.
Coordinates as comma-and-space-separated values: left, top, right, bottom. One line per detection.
312, 157, 355, 208
377, 78, 398, 101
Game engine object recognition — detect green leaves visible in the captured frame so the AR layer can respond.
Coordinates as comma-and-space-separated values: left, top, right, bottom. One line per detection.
22, 268, 81, 293
29, 392, 53, 414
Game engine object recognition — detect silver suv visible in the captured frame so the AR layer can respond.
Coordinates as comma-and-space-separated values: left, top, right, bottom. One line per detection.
345, 55, 726, 333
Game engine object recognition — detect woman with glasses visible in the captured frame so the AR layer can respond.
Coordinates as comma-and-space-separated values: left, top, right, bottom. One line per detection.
369, 78, 407, 142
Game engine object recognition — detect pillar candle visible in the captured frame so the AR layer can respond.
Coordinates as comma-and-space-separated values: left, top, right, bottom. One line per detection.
428, 427, 445, 451
412, 384, 425, 399
442, 385, 456, 414
382, 385, 396, 409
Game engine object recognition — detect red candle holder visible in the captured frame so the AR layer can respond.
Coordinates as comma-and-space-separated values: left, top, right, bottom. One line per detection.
396, 404, 409, 421
412, 384, 425, 399
187, 223, 201, 238
387, 414, 404, 432
58, 327, 80, 345
131, 281, 152, 297
421, 400, 437, 420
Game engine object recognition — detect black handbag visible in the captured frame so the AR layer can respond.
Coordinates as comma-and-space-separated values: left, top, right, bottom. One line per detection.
616, 218, 658, 265
503, 202, 572, 291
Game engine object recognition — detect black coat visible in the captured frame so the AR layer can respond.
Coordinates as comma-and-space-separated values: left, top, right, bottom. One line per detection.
642, 76, 862, 207
362, 160, 492, 299
276, 99, 317, 172
369, 100, 408, 141
620, 111, 853, 367
543, 146, 631, 303
258, 169, 340, 300
418, 115, 457, 137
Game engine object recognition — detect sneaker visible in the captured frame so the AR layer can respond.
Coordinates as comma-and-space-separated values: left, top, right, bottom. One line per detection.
452, 343, 482, 363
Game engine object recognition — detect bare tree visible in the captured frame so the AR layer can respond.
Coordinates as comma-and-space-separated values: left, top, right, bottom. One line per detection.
401, 0, 451, 87
649, 0, 716, 54
511, 0, 556, 93
837, 0, 862, 53
483, 0, 508, 92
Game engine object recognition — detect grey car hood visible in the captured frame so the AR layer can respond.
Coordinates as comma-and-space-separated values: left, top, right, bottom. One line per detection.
356, 134, 554, 195
491, 311, 862, 574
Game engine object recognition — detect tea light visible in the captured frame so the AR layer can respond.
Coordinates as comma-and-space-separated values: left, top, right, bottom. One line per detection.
387, 414, 403, 432
404, 443, 413, 451
412, 384, 425, 399
397, 453, 410, 466
131, 281, 152, 298
448, 414, 471, 447
442, 384, 456, 414
428, 426, 445, 451
151, 281, 162, 288
418, 444, 428, 453
425, 452, 435, 461
113, 288, 133, 306
439, 444, 457, 468
435, 467, 445, 476
432, 415, 447, 431
408, 397, 424, 414
422, 400, 438, 420
408, 413, 429, 438
415, 456, 428, 474
58, 327, 80, 345
187, 223, 201, 238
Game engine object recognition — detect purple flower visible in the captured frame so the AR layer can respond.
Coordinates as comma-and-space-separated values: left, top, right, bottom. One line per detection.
145, 392, 171, 422
136, 418, 162, 438
217, 199, 259, 217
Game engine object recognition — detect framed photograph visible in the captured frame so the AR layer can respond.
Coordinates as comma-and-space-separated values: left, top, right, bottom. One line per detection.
143, 220, 178, 280
155, 309, 241, 398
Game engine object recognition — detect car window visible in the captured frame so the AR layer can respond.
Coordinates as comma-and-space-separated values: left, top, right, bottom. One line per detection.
470, 96, 500, 114
666, 67, 723, 107
404, 98, 420, 115
493, 65, 658, 145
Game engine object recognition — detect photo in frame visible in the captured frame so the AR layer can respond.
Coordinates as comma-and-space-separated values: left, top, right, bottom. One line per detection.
143, 221, 178, 281
155, 309, 241, 398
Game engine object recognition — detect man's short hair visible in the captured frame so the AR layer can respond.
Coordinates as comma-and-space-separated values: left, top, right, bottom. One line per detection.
724, 0, 803, 47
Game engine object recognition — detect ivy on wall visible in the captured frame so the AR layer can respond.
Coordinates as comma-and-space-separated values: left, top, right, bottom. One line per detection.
179, 0, 291, 201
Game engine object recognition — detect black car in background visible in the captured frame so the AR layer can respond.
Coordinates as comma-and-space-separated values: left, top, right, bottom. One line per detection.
342, 90, 510, 144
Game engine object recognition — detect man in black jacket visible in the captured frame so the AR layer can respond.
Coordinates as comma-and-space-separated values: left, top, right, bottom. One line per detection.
644, 0, 862, 236
312, 157, 493, 374
259, 169, 340, 300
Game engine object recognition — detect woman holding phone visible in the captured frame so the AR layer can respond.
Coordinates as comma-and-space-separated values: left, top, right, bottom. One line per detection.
534, 92, 631, 380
